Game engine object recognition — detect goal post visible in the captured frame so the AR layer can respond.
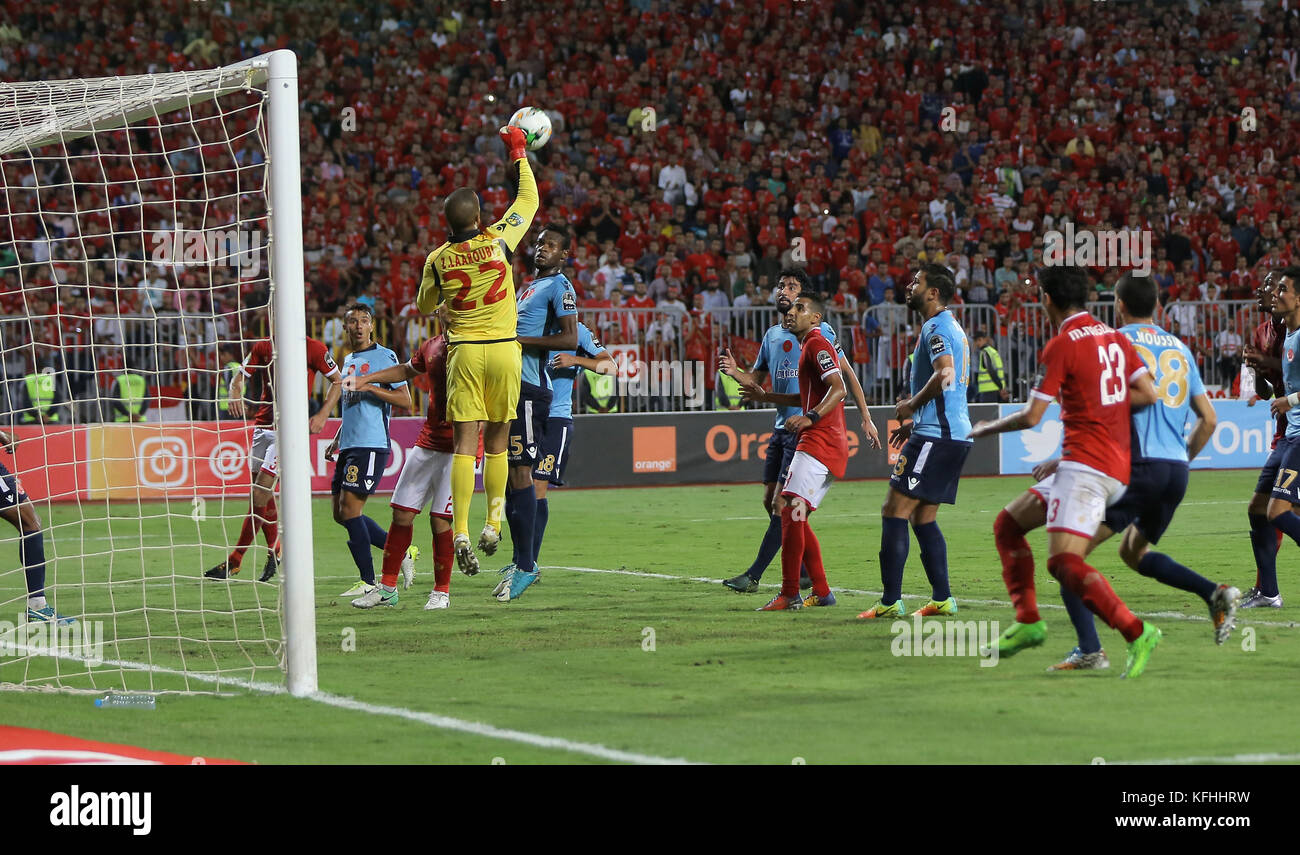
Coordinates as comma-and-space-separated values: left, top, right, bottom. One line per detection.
0, 50, 315, 695
265, 50, 316, 698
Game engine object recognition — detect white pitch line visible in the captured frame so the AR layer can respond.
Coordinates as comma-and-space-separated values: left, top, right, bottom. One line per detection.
1104, 752, 1300, 766
545, 566, 1300, 629
4, 642, 702, 766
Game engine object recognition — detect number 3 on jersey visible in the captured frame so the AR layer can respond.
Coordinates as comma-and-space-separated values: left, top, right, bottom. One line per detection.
1097, 343, 1127, 406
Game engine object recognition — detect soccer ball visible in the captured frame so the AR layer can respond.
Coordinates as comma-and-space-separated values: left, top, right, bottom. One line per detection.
509, 107, 553, 151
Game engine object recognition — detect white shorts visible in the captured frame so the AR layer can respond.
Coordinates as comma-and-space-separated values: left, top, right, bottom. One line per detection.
389, 445, 453, 519
251, 427, 278, 477
780, 450, 834, 511
1030, 461, 1126, 539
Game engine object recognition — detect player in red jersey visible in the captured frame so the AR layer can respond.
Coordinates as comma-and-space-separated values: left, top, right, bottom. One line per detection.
205, 336, 341, 582
746, 294, 848, 611
972, 266, 1164, 677
1241, 272, 1289, 605
348, 329, 464, 610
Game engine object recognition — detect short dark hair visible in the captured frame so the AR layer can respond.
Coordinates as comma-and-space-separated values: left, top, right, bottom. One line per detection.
1115, 272, 1158, 319
1037, 266, 1089, 312
918, 263, 956, 304
799, 293, 826, 322
972, 328, 989, 340
540, 221, 572, 248
777, 267, 811, 293
1279, 266, 1300, 290
345, 302, 375, 321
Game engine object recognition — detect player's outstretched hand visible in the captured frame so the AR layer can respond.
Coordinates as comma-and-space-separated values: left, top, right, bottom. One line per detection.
718, 348, 737, 376
1270, 396, 1293, 417
894, 398, 915, 422
969, 420, 993, 439
324, 436, 340, 462
861, 416, 882, 449
1031, 457, 1060, 482
739, 379, 766, 403
551, 353, 579, 369
228, 397, 245, 419
888, 420, 911, 450
309, 411, 329, 435
499, 125, 528, 162
341, 375, 362, 392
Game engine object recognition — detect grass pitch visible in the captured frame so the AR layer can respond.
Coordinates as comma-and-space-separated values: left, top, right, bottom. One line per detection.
1, 469, 1296, 764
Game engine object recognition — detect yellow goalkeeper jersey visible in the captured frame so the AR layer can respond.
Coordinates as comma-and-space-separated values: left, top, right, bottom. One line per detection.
417, 158, 539, 343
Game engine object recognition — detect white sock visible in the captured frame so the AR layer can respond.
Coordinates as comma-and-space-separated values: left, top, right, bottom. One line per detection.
28, 596, 47, 609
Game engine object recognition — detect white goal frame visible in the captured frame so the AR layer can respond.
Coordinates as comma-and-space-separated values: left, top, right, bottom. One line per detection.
0, 49, 316, 696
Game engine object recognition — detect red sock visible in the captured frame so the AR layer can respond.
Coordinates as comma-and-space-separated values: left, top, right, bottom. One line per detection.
779, 505, 805, 598
1048, 552, 1144, 642
994, 509, 1040, 624
260, 496, 279, 553
801, 519, 830, 598
228, 509, 256, 567
1276, 528, 1284, 554
380, 522, 413, 589
433, 526, 453, 593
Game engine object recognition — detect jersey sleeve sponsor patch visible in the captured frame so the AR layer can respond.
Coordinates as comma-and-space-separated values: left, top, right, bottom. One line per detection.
561, 290, 577, 313
928, 334, 948, 357
816, 348, 836, 374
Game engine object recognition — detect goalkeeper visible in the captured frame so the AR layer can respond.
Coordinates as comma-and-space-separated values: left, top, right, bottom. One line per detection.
416, 125, 538, 576
0, 430, 72, 625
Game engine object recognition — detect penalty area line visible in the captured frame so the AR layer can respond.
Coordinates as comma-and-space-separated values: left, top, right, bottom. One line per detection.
545, 566, 1300, 629
8, 643, 703, 766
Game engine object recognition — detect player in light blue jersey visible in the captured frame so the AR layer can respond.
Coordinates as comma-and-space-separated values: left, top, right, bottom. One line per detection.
1252, 266, 1300, 608
862, 263, 971, 619
327, 304, 410, 598
494, 223, 578, 602
535, 322, 614, 562
718, 267, 880, 593
1027, 273, 1239, 668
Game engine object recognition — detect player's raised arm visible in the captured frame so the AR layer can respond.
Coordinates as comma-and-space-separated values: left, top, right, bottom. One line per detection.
552, 352, 616, 375
490, 126, 540, 253
970, 394, 1051, 438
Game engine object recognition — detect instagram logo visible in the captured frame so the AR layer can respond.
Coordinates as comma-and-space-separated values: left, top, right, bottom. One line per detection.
137, 436, 189, 487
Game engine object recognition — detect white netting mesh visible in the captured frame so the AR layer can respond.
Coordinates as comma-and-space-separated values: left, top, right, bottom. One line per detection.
0, 57, 289, 693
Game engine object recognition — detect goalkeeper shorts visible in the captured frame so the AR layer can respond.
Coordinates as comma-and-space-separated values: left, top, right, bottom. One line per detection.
446, 340, 521, 423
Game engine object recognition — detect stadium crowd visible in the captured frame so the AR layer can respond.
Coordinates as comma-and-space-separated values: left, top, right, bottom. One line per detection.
0, 0, 1296, 418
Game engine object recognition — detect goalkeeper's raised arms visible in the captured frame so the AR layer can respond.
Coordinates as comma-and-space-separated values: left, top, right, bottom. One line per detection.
415, 156, 539, 320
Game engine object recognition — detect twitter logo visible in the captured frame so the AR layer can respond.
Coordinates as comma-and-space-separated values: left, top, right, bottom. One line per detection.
1020, 418, 1064, 463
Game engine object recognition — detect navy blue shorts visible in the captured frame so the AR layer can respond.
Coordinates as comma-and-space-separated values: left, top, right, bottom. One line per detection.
510, 383, 552, 466
1102, 459, 1189, 544
889, 433, 971, 505
533, 417, 574, 486
0, 460, 28, 510
331, 447, 390, 497
1256, 434, 1300, 503
762, 428, 798, 484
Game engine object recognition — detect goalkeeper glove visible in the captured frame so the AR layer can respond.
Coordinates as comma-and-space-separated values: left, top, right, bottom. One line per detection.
499, 125, 528, 162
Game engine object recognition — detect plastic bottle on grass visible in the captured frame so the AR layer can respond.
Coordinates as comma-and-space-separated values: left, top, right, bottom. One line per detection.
94, 693, 156, 710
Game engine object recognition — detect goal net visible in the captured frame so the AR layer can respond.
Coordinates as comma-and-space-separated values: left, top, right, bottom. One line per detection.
0, 51, 316, 695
